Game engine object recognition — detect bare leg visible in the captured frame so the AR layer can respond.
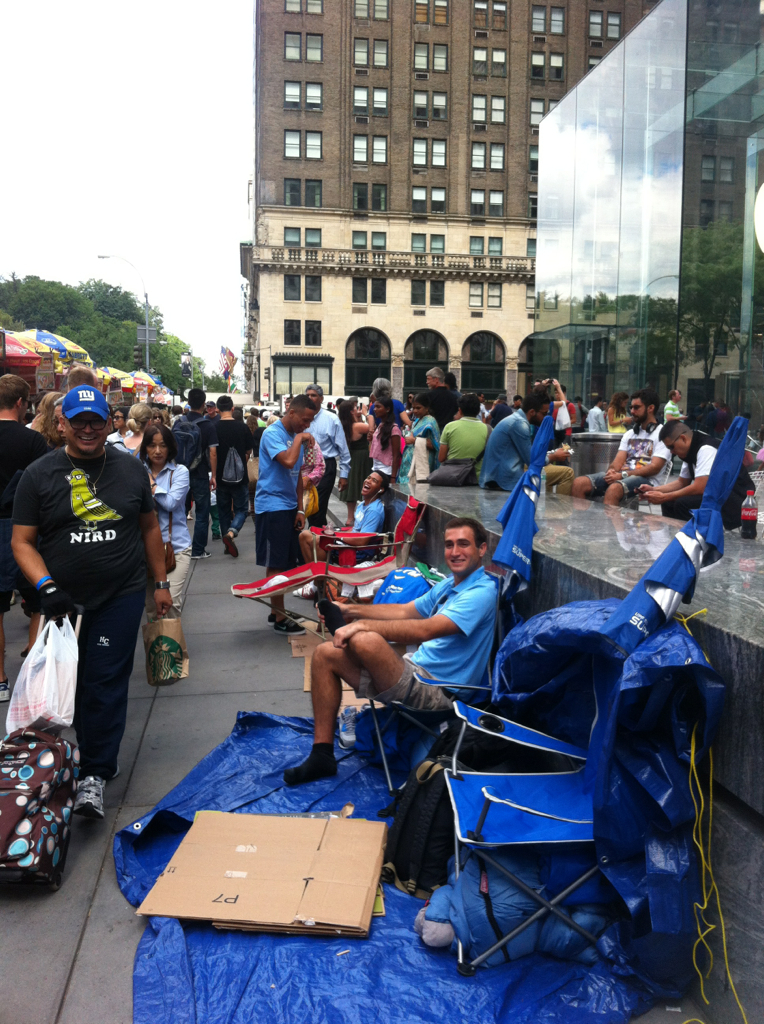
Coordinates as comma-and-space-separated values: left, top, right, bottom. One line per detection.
298, 530, 326, 565
571, 475, 593, 499
266, 565, 287, 621
603, 482, 625, 507
345, 501, 356, 526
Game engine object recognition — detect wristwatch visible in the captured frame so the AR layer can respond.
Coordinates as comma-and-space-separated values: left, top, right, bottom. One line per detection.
621, 471, 629, 480
155, 581, 171, 590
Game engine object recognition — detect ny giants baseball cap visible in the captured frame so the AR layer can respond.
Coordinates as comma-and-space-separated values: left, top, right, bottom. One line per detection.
61, 386, 111, 422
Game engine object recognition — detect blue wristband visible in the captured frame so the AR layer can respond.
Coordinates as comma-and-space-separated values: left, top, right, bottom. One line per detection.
35, 575, 53, 591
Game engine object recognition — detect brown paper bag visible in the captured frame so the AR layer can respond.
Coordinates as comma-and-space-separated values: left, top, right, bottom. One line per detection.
142, 618, 190, 686
247, 456, 259, 492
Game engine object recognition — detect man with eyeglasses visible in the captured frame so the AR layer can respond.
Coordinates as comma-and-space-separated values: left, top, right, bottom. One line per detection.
571, 388, 671, 506
12, 386, 171, 820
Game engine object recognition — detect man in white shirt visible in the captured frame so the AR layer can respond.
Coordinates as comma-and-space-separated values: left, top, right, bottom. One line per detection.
586, 398, 608, 432
571, 389, 671, 506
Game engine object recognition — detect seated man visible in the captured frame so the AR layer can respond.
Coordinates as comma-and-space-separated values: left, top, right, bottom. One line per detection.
297, 470, 389, 566
639, 419, 754, 529
571, 388, 671, 506
480, 393, 573, 494
283, 517, 497, 786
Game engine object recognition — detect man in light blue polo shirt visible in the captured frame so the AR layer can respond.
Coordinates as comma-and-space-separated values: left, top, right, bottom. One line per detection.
284, 516, 497, 785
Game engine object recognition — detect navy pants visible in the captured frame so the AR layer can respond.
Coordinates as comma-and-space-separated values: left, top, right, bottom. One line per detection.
217, 479, 249, 537
73, 590, 145, 780
189, 467, 211, 556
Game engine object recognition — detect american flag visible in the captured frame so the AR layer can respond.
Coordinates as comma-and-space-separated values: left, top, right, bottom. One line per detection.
219, 346, 238, 392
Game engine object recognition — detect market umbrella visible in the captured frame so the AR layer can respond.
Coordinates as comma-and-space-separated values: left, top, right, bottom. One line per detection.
132, 370, 158, 388
14, 329, 69, 359
2, 333, 41, 366
101, 366, 135, 389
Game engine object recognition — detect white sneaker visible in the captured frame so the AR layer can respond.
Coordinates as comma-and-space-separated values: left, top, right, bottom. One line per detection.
338, 706, 359, 749
293, 582, 318, 600
73, 775, 105, 819
0, 679, 9, 703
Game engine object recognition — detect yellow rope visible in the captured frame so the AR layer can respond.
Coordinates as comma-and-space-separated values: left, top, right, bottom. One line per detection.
674, 609, 710, 663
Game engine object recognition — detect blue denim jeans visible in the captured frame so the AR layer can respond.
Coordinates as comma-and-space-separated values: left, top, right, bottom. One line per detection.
189, 467, 211, 555
217, 478, 250, 537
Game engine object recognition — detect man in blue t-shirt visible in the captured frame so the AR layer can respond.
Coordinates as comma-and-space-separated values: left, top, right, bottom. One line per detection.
283, 517, 497, 785
298, 470, 388, 566
255, 394, 316, 635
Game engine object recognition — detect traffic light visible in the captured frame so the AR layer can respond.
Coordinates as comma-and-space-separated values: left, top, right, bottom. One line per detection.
133, 345, 143, 369
263, 367, 270, 380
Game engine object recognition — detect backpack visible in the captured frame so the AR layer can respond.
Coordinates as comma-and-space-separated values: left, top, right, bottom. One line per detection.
172, 416, 203, 470
373, 567, 432, 605
0, 729, 79, 889
222, 445, 245, 484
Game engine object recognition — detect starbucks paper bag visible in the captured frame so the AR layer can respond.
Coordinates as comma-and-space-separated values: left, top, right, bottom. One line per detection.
142, 618, 189, 686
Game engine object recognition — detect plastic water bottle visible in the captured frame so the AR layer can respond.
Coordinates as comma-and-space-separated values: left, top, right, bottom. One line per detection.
741, 490, 758, 540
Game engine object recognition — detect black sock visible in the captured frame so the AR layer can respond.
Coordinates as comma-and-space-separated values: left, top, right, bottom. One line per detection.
283, 743, 337, 786
317, 599, 346, 635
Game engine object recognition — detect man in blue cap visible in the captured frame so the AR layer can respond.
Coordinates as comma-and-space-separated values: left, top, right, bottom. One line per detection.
12, 385, 171, 820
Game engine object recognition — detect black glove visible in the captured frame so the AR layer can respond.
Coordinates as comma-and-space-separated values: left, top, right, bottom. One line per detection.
39, 582, 76, 620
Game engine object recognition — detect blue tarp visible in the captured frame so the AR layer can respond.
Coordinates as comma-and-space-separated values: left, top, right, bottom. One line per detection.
116, 712, 661, 1024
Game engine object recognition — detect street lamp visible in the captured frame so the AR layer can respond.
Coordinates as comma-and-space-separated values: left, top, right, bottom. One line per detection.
97, 255, 151, 369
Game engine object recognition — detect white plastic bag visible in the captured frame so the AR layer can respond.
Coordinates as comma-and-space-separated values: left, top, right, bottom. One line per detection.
555, 401, 571, 431
6, 617, 79, 733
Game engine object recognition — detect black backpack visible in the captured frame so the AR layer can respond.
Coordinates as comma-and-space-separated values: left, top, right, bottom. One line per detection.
172, 416, 203, 470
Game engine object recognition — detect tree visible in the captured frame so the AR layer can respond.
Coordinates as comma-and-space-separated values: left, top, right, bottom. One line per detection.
77, 279, 143, 323
0, 276, 92, 332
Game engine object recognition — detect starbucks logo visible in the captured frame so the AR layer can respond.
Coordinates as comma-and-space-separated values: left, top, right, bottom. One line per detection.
148, 636, 183, 681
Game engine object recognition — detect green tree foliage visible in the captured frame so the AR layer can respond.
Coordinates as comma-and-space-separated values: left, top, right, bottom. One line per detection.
0, 276, 92, 332
78, 279, 143, 323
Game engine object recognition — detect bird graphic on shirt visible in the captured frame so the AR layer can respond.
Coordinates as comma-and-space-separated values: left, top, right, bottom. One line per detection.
66, 469, 122, 528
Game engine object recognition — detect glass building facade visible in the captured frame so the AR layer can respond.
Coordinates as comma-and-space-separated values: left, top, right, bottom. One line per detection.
527, 0, 764, 431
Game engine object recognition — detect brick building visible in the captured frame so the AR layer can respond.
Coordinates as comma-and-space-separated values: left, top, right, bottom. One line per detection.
240, 0, 655, 401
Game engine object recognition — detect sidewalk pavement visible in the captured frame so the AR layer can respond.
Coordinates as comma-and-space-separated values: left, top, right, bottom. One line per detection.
0, 509, 708, 1024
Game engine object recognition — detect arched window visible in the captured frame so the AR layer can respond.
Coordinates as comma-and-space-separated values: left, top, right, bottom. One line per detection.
403, 330, 449, 393
460, 332, 506, 396
344, 329, 391, 393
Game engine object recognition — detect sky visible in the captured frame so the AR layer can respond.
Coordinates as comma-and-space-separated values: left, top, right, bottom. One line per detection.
1, 0, 253, 374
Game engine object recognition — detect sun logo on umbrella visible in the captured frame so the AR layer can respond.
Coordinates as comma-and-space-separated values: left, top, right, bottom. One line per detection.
66, 469, 122, 528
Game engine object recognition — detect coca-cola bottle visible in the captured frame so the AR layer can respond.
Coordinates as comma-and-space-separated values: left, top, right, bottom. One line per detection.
741, 490, 758, 540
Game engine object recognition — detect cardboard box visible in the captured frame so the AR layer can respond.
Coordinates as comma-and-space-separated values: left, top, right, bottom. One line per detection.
137, 811, 387, 938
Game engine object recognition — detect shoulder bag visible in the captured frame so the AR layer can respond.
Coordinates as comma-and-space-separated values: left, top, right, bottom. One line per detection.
164, 470, 176, 573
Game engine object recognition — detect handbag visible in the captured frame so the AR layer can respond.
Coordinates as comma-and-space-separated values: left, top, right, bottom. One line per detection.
303, 484, 319, 518
164, 471, 176, 573
247, 456, 259, 493
426, 458, 480, 487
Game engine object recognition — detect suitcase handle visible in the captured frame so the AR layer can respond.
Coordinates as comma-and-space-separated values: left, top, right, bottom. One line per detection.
37, 607, 85, 641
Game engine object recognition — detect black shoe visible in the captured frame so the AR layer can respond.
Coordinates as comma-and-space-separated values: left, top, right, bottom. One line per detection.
223, 532, 239, 558
268, 613, 277, 623
273, 618, 306, 636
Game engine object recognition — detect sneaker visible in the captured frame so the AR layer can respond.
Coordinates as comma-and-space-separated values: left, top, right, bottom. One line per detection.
190, 551, 212, 560
268, 613, 277, 623
293, 581, 317, 600
338, 706, 359, 749
273, 618, 306, 636
73, 775, 105, 819
223, 532, 239, 558
0, 679, 9, 703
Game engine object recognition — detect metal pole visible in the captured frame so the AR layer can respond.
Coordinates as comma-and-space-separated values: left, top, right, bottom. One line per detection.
144, 292, 150, 370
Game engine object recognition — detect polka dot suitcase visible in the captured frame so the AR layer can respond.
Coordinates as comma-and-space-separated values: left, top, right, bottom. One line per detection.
0, 728, 79, 890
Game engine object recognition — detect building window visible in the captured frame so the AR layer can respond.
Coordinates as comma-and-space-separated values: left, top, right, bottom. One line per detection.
472, 94, 487, 122
526, 237, 536, 257
471, 189, 486, 216
374, 0, 389, 18
284, 178, 301, 205
354, 38, 369, 66
589, 11, 603, 37
305, 179, 322, 207
372, 136, 387, 163
607, 12, 621, 39
491, 96, 506, 123
431, 187, 446, 213
529, 145, 539, 173
373, 88, 388, 115
474, 1, 488, 28
473, 47, 488, 76
411, 280, 427, 305
371, 231, 387, 250
489, 190, 504, 216
701, 156, 716, 182
286, 0, 301, 11
588, 56, 602, 70
432, 92, 447, 119
305, 228, 322, 247
472, 142, 486, 169
492, 49, 507, 77
434, 0, 449, 25
305, 320, 322, 346
531, 6, 546, 32
469, 282, 484, 307
306, 82, 323, 110
412, 186, 427, 214
373, 39, 388, 66
284, 227, 301, 246
432, 139, 446, 167
490, 143, 505, 170
550, 7, 564, 33
549, 54, 563, 81
354, 182, 369, 210
306, 34, 323, 61
528, 194, 538, 219
415, 43, 429, 70
414, 138, 428, 166
526, 285, 536, 309
284, 81, 301, 109
718, 200, 733, 222
372, 183, 387, 210
470, 236, 484, 255
487, 283, 502, 308
305, 276, 322, 301
307, 0, 323, 11
284, 130, 301, 158
720, 157, 734, 183
284, 319, 301, 345
493, 1, 507, 29
371, 278, 387, 303
432, 45, 448, 73
285, 33, 301, 60
699, 200, 715, 226
530, 97, 545, 124
352, 231, 367, 249
354, 87, 369, 116
284, 274, 301, 300
531, 53, 545, 79
415, 0, 429, 22
430, 234, 445, 253
353, 135, 368, 162
411, 233, 427, 252
430, 280, 445, 306
488, 236, 502, 255
414, 91, 428, 119
352, 278, 368, 303
355, 0, 368, 13
306, 131, 322, 158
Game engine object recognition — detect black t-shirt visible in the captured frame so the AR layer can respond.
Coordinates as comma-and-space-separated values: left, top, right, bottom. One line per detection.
186, 411, 218, 475
428, 388, 459, 432
489, 403, 512, 427
0, 421, 49, 519
13, 447, 155, 609
214, 419, 253, 484
252, 425, 265, 457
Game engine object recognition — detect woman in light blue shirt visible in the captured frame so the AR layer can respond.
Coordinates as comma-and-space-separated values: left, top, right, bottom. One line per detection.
140, 424, 192, 620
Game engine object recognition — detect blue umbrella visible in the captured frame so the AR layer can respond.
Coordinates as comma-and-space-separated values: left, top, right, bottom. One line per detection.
600, 416, 747, 656
492, 412, 555, 595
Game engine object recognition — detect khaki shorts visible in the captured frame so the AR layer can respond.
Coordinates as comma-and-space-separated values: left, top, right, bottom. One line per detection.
358, 654, 454, 711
